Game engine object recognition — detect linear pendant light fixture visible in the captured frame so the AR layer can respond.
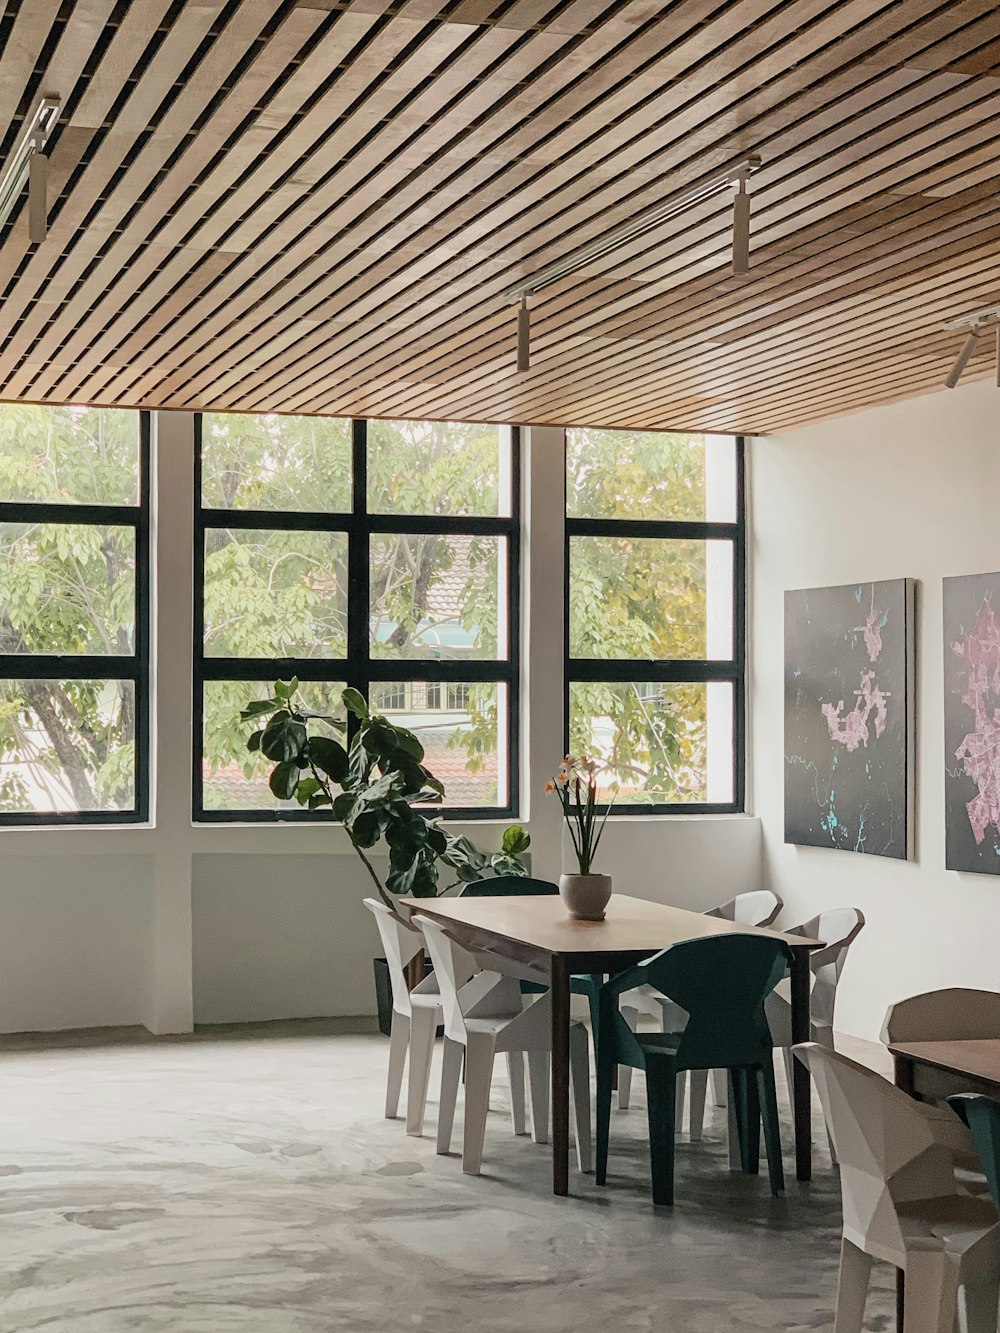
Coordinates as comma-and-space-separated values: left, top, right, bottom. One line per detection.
505, 153, 761, 372
0, 95, 62, 245
943, 304, 1000, 389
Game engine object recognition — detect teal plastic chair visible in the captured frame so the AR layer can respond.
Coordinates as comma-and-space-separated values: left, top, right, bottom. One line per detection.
948, 1094, 1000, 1208
595, 934, 790, 1206
460, 877, 604, 1029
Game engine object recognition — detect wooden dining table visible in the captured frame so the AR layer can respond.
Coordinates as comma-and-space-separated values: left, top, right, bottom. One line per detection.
401, 892, 824, 1196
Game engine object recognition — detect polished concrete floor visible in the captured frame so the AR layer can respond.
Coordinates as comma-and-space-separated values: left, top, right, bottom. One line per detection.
0, 1021, 894, 1332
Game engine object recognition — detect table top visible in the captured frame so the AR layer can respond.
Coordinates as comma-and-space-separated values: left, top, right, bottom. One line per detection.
399, 893, 822, 959
889, 1038, 1000, 1086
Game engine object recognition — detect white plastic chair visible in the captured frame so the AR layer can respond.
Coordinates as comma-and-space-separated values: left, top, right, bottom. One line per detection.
763, 907, 865, 1158
619, 890, 784, 1125
365, 898, 444, 1137
795, 1041, 1000, 1333
415, 913, 593, 1177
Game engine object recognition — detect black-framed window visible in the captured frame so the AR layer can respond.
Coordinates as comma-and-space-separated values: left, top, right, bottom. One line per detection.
194, 414, 520, 821
0, 404, 150, 824
564, 429, 744, 813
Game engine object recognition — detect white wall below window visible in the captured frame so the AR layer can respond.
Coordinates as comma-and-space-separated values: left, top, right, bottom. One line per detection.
750, 379, 1000, 1041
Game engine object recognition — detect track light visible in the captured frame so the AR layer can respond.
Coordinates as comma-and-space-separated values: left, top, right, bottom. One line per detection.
517, 295, 530, 373
506, 153, 761, 371
943, 304, 1000, 389
0, 95, 61, 244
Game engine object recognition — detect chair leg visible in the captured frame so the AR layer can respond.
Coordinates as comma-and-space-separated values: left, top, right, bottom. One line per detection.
618, 1005, 638, 1109
781, 1045, 795, 1110
570, 1024, 593, 1173
712, 1067, 728, 1108
385, 1011, 409, 1119
757, 1062, 785, 1197
437, 1036, 463, 1155
726, 1073, 742, 1170
596, 1021, 616, 1186
405, 1005, 437, 1137
462, 1035, 496, 1175
526, 1049, 550, 1145
688, 1070, 708, 1142
675, 1071, 687, 1137
731, 1068, 760, 1175
645, 1063, 677, 1206
903, 1251, 962, 1333
834, 1238, 872, 1333
959, 1281, 999, 1333
506, 1051, 526, 1136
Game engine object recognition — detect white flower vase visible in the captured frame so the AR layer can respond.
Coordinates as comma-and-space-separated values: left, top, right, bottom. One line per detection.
559, 872, 612, 921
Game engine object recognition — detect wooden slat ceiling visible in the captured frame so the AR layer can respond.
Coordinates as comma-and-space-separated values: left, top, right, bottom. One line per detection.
2, 0, 1000, 434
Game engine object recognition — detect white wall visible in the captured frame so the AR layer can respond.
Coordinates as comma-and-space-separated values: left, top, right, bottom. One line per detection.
0, 417, 761, 1035
750, 379, 1000, 1040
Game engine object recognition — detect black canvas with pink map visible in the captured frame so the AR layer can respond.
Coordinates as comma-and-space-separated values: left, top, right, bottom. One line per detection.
944, 572, 1000, 874
784, 580, 912, 859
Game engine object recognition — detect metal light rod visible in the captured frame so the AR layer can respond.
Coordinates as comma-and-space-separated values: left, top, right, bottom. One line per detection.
945, 330, 981, 389
0, 94, 61, 243
505, 153, 761, 304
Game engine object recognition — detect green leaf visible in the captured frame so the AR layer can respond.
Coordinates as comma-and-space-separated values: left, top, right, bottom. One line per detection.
246, 730, 262, 753
341, 687, 369, 720
307, 735, 349, 783
393, 728, 425, 762
332, 792, 357, 822
240, 699, 276, 720
501, 824, 530, 856
269, 761, 298, 800
294, 777, 322, 806
260, 716, 307, 762
350, 809, 383, 847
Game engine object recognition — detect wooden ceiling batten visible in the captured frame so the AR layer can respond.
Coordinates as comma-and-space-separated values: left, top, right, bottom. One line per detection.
2, 0, 1000, 432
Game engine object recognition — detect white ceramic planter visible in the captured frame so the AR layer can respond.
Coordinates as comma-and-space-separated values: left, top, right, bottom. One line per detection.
558, 872, 612, 921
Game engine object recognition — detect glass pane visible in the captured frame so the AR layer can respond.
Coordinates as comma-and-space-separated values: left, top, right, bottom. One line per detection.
0, 403, 140, 506
568, 680, 734, 806
202, 679, 347, 812
371, 680, 506, 808
369, 534, 506, 661
0, 679, 136, 813
569, 536, 732, 661
200, 413, 352, 512
566, 429, 736, 522
203, 528, 348, 658
367, 419, 511, 517
0, 522, 136, 655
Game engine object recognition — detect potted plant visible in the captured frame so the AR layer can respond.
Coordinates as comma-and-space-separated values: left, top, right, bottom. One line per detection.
240, 680, 530, 911
547, 754, 616, 920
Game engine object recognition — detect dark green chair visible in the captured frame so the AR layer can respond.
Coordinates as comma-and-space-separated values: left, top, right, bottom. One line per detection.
595, 933, 791, 1206
459, 876, 604, 1031
948, 1094, 1000, 1208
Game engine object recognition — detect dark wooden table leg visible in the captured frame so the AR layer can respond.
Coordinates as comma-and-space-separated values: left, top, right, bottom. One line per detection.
892, 1054, 915, 1332
790, 946, 812, 1182
551, 954, 571, 1197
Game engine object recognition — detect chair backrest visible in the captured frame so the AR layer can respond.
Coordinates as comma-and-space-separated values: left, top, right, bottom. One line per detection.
793, 907, 865, 1029
707, 890, 783, 927
364, 898, 424, 1018
459, 874, 557, 897
882, 988, 1000, 1045
948, 1094, 1000, 1212
796, 1043, 972, 1253
642, 934, 790, 1070
412, 915, 472, 1041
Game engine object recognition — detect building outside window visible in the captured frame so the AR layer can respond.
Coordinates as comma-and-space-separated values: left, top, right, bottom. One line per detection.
565, 429, 744, 811
0, 403, 150, 823
195, 414, 519, 819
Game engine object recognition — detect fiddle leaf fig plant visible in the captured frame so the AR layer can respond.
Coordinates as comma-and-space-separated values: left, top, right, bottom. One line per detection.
240, 682, 530, 911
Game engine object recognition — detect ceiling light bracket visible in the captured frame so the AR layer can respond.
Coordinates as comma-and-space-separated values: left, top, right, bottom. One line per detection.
0, 94, 62, 244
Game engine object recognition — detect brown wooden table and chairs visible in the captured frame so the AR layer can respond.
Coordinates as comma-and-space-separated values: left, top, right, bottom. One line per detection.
400, 890, 824, 1196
